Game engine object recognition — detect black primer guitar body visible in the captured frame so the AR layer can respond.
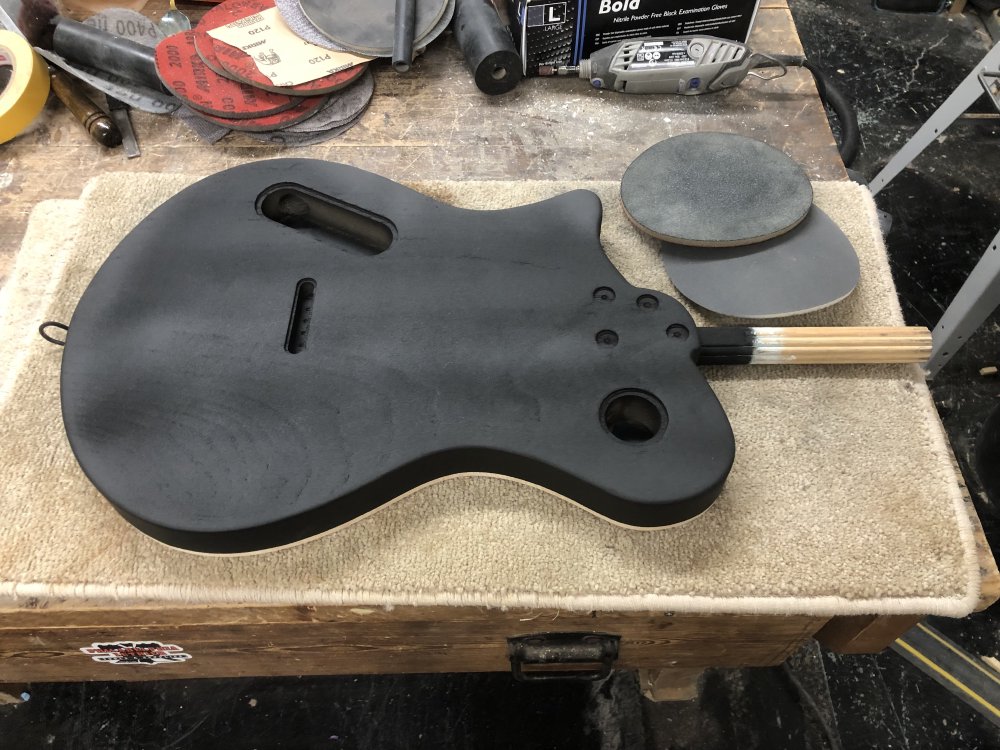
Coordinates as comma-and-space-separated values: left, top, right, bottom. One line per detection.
60, 160, 735, 553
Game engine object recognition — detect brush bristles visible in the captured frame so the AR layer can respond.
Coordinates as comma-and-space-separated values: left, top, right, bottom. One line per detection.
747, 326, 932, 364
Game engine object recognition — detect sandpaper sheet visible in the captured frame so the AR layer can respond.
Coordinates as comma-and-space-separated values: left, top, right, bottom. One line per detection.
207, 5, 369, 88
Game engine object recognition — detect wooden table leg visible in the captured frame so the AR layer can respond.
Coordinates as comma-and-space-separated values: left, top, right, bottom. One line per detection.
814, 615, 923, 653
638, 667, 705, 701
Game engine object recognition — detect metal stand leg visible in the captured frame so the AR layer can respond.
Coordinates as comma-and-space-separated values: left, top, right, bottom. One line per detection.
870, 41, 1000, 196
926, 228, 1000, 377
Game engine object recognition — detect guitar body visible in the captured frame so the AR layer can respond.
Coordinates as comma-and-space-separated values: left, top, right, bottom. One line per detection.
60, 160, 735, 553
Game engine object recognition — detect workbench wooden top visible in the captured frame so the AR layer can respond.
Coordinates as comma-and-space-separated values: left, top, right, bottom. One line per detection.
0, 1, 841, 288
2, 4, 997, 684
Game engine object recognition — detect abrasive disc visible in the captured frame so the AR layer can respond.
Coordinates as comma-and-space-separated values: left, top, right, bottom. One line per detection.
194, 91, 328, 131
622, 132, 814, 248
274, 0, 346, 50
191, 28, 230, 77
659, 206, 861, 318
249, 110, 364, 145
276, 0, 453, 55
192, 0, 268, 77
155, 31, 301, 118
84, 8, 164, 46
299, 0, 450, 57
281, 68, 373, 132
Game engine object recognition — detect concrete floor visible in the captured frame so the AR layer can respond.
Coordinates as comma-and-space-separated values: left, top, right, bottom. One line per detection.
3, 4, 1000, 748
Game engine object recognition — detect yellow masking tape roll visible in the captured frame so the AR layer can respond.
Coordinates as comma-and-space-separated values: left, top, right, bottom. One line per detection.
0, 30, 51, 145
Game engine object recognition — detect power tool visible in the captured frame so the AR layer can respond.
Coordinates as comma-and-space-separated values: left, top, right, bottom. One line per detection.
539, 36, 791, 94
538, 35, 859, 167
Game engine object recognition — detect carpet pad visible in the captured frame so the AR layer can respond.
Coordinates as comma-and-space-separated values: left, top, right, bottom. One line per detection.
0, 172, 980, 616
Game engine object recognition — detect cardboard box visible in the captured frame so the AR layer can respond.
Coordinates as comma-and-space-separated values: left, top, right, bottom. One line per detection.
508, 0, 761, 76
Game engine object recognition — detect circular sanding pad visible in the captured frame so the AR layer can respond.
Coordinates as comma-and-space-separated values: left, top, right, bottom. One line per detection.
192, 28, 230, 77
85, 9, 165, 46
246, 69, 372, 142
621, 132, 813, 248
274, 0, 346, 50
192, 0, 271, 77
299, 0, 450, 57
659, 206, 861, 318
275, 0, 454, 56
195, 92, 328, 131
211, 36, 366, 95
249, 111, 364, 145
282, 68, 373, 132
155, 32, 302, 118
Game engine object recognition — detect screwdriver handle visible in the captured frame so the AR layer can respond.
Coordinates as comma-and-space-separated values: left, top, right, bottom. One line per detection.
49, 68, 122, 148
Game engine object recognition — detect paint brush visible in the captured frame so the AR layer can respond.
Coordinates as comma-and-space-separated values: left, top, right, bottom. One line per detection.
696, 326, 932, 365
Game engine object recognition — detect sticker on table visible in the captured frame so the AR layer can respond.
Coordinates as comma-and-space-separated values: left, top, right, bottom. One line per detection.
80, 641, 193, 665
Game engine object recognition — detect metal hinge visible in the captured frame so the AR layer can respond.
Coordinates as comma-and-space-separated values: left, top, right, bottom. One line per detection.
507, 632, 620, 682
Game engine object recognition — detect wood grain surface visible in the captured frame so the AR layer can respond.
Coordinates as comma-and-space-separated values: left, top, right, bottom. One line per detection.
0, 604, 825, 682
0, 2, 841, 288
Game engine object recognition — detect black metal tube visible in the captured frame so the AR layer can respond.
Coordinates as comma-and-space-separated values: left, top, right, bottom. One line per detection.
53, 17, 167, 93
392, 0, 416, 73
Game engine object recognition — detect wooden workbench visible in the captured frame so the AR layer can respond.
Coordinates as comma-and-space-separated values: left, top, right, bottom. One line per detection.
0, 1, 996, 690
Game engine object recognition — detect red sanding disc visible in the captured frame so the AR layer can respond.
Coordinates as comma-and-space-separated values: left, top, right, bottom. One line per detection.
192, 28, 231, 77
155, 31, 301, 119
193, 0, 271, 77
195, 0, 368, 95
211, 37, 367, 96
196, 92, 329, 132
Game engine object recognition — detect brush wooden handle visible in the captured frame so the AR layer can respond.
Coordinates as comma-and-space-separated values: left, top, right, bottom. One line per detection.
698, 326, 932, 365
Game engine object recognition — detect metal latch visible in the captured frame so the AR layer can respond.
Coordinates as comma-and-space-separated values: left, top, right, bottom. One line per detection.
507, 632, 620, 681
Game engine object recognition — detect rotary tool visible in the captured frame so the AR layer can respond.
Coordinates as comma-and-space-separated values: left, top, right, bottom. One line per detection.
539, 36, 793, 94
538, 35, 859, 167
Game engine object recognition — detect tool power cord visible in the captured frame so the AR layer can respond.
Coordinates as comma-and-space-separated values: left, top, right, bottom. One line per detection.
759, 54, 860, 168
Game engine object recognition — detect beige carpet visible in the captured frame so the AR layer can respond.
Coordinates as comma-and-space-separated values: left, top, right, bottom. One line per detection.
0, 170, 981, 616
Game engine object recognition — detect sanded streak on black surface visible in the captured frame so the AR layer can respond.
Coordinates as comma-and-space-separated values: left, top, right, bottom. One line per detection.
660, 205, 860, 318
621, 132, 814, 248
299, 0, 450, 57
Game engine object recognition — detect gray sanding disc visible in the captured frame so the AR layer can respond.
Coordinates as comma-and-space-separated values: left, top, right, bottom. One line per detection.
274, 0, 346, 50
84, 9, 165, 46
299, 0, 450, 57
249, 110, 365, 145
283, 69, 373, 132
621, 132, 813, 248
278, 0, 453, 55
409, 0, 454, 51
659, 206, 861, 318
